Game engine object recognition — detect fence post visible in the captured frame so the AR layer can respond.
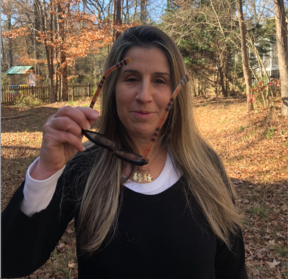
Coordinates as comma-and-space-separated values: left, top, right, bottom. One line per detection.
72, 84, 74, 102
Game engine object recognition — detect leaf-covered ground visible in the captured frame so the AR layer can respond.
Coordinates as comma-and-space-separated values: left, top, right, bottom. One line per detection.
1, 96, 287, 279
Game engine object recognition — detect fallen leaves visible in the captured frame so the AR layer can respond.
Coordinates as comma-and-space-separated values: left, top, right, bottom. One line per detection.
1, 97, 287, 279
252, 268, 260, 276
68, 260, 77, 268
194, 96, 287, 279
267, 259, 281, 269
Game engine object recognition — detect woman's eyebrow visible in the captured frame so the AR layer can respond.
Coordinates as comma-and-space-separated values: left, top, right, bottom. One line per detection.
122, 69, 170, 76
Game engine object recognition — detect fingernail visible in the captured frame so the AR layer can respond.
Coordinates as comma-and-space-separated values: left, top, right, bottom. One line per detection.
85, 123, 91, 130
91, 111, 99, 118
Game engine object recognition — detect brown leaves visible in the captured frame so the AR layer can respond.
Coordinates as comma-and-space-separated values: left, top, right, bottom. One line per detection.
1, 27, 30, 39
252, 268, 260, 277
1, 111, 80, 278
194, 96, 287, 278
267, 259, 281, 269
68, 260, 77, 268
1, 98, 287, 278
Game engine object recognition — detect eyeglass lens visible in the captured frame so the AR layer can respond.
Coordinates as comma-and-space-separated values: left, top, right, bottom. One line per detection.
84, 130, 146, 165
84, 131, 114, 149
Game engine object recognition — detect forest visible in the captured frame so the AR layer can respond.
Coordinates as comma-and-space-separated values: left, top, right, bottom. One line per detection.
1, 0, 288, 278
1, 0, 287, 114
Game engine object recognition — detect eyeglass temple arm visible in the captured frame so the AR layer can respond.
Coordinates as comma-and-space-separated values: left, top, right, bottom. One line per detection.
142, 74, 190, 161
89, 57, 131, 109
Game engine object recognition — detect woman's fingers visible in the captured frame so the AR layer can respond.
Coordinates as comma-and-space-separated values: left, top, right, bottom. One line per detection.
53, 106, 99, 130
31, 106, 99, 180
45, 116, 83, 137
42, 106, 100, 152
35, 127, 84, 179
43, 126, 84, 152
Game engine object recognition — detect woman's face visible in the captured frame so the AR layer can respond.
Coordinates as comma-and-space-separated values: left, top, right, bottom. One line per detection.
115, 47, 172, 142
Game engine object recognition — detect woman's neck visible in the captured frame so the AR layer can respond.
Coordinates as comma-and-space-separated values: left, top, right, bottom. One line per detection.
123, 138, 168, 182
134, 138, 162, 157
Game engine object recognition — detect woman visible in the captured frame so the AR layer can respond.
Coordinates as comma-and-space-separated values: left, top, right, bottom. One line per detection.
2, 25, 247, 278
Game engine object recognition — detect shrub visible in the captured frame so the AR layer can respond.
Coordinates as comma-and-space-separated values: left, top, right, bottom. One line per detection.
15, 93, 43, 108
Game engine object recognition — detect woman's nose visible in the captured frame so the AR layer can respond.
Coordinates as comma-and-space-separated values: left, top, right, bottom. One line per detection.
135, 79, 152, 103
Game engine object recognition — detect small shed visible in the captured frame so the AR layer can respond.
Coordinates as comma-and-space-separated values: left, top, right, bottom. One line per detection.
6, 66, 35, 86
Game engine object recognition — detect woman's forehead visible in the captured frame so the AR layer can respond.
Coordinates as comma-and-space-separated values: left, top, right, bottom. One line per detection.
120, 47, 170, 74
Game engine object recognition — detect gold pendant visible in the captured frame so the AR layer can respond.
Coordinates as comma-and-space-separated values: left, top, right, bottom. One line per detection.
138, 173, 143, 182
147, 174, 153, 182
132, 168, 152, 183
133, 173, 138, 181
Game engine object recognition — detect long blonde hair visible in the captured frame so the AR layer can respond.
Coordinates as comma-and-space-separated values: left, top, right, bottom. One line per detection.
75, 25, 241, 254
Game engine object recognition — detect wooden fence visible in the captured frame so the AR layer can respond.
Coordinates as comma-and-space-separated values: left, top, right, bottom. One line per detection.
1, 83, 95, 105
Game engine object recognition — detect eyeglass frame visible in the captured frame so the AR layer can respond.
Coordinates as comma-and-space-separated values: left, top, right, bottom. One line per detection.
82, 57, 189, 166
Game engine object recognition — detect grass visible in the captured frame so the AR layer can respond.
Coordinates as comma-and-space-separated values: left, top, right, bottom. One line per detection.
276, 246, 288, 257
266, 127, 276, 139
1, 95, 287, 279
246, 206, 270, 219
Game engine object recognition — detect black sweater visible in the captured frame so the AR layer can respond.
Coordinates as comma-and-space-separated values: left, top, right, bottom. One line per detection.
2, 155, 247, 279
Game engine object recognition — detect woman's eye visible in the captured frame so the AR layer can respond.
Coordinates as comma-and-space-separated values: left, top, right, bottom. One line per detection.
126, 78, 138, 82
155, 79, 165, 84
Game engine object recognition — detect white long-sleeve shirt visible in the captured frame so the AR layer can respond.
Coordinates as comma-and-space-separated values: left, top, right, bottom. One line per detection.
22, 152, 182, 217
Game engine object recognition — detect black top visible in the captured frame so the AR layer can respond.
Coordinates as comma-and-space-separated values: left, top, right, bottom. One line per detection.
2, 154, 247, 279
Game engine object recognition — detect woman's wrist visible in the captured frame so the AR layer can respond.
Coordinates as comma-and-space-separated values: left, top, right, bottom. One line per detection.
30, 159, 64, 181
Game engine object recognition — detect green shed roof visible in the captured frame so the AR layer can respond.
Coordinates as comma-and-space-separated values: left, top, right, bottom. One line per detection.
6, 66, 33, 75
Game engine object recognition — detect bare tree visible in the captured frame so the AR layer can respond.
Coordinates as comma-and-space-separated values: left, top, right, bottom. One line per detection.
114, 0, 122, 39
274, 0, 288, 116
132, 0, 138, 22
7, 8, 13, 70
140, 0, 147, 22
33, 0, 41, 76
58, 1, 68, 101
237, 0, 253, 111
39, 0, 56, 102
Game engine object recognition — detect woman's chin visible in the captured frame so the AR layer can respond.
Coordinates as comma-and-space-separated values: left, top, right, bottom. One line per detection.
128, 127, 156, 141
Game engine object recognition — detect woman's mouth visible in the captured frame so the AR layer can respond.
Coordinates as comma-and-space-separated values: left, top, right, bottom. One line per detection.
132, 111, 154, 118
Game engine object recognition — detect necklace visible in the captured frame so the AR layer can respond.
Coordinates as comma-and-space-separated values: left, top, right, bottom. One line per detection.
132, 151, 160, 183
133, 167, 153, 183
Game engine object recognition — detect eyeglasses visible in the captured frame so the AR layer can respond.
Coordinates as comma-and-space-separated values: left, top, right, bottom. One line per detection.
82, 57, 189, 166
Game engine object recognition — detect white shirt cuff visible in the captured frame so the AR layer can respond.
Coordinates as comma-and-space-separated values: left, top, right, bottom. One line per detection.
21, 157, 66, 217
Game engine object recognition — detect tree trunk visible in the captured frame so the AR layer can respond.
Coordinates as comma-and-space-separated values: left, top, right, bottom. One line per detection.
50, 1, 56, 102
132, 0, 137, 22
218, 68, 227, 97
55, 8, 60, 100
140, 0, 146, 22
8, 14, 13, 69
236, 0, 253, 111
7, 11, 14, 85
115, 0, 122, 39
40, 2, 55, 103
274, 0, 288, 116
126, 0, 129, 23
34, 0, 41, 76
1, 37, 5, 70
58, 3, 68, 101
167, 0, 170, 10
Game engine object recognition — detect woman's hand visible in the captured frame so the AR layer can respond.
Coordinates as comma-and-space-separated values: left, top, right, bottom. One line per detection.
30, 106, 99, 180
